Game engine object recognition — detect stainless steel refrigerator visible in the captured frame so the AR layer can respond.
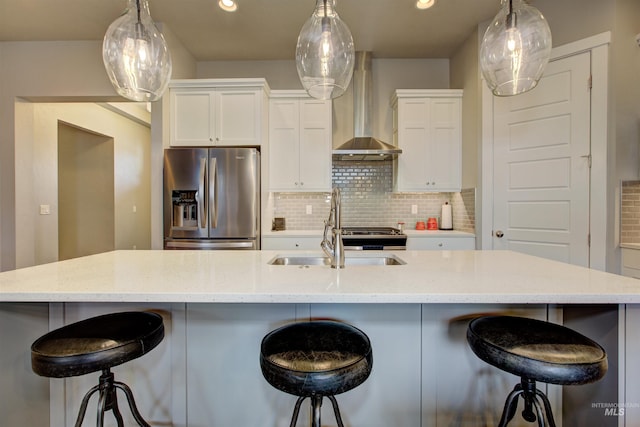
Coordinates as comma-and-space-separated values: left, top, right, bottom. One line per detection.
164, 147, 260, 250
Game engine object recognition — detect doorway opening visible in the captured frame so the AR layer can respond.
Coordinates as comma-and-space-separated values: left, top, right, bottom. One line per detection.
58, 122, 115, 260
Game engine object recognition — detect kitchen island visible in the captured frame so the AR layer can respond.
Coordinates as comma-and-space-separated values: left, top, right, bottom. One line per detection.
1, 249, 638, 426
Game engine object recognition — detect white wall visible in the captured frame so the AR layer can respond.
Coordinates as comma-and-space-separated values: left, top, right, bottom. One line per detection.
610, 0, 640, 273
14, 103, 152, 268
0, 34, 196, 271
450, 31, 480, 191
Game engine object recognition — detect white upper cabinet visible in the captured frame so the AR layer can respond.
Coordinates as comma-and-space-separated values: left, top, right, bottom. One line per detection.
169, 79, 269, 147
269, 91, 332, 192
392, 90, 462, 192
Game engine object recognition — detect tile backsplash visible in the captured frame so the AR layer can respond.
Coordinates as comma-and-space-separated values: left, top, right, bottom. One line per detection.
270, 160, 475, 233
621, 180, 640, 244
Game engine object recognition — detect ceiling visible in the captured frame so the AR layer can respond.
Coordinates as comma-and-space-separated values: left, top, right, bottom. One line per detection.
0, 0, 501, 61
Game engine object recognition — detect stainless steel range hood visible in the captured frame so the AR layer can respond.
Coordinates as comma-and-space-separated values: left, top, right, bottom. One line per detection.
333, 52, 401, 161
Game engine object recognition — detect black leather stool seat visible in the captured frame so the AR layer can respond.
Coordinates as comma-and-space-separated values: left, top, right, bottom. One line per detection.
260, 320, 372, 427
467, 315, 607, 385
32, 311, 164, 378
467, 315, 608, 427
31, 311, 164, 427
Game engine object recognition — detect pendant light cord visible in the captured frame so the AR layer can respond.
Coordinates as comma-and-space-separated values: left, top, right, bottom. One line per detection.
321, 0, 330, 33
506, 0, 516, 29
136, 0, 142, 23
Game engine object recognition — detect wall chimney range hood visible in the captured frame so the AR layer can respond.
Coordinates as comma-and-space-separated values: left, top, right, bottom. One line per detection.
333, 51, 401, 161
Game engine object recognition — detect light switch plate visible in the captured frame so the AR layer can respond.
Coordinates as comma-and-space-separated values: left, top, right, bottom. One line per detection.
39, 204, 50, 215
306, 205, 313, 215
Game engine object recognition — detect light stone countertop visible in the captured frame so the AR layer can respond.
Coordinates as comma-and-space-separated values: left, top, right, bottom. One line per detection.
262, 230, 323, 237
0, 250, 638, 304
621, 243, 640, 250
263, 229, 475, 237
402, 230, 475, 237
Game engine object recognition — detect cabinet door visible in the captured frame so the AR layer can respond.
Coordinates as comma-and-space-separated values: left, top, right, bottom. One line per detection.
186, 303, 297, 426
308, 304, 422, 427
216, 90, 260, 146
268, 96, 332, 192
298, 100, 332, 191
429, 98, 461, 191
170, 90, 216, 146
422, 304, 550, 426
396, 99, 430, 191
269, 100, 301, 190
395, 95, 462, 192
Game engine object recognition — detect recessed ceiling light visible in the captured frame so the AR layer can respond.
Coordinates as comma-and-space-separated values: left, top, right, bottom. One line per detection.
416, 0, 435, 10
219, 0, 238, 12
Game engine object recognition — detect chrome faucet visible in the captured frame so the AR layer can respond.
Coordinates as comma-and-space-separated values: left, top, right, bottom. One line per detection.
321, 187, 345, 269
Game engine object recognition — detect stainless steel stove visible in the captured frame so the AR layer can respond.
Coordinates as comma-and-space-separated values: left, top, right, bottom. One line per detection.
341, 227, 407, 251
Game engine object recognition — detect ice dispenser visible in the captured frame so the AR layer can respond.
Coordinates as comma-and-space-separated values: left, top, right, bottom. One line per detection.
171, 190, 198, 229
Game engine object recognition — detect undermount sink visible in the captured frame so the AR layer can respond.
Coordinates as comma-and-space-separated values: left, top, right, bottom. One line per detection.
268, 254, 406, 266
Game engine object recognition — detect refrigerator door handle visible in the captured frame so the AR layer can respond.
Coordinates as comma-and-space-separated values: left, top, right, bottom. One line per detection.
165, 240, 256, 250
198, 156, 207, 229
210, 156, 218, 229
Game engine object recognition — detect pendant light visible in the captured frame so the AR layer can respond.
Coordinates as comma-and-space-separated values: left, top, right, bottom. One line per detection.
296, 0, 355, 100
480, 0, 552, 96
102, 0, 172, 102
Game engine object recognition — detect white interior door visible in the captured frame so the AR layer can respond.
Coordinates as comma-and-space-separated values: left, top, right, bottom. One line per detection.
492, 52, 591, 266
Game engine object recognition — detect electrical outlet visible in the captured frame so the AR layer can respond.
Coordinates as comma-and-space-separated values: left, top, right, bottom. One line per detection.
411, 205, 418, 214
132, 205, 137, 213
39, 204, 50, 215
306, 205, 313, 215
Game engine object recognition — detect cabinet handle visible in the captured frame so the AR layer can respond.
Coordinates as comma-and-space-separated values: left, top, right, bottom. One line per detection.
438, 243, 443, 247
209, 137, 213, 142
300, 182, 304, 186
295, 182, 299, 186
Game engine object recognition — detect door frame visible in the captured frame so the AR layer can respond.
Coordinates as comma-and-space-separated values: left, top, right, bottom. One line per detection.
480, 31, 611, 271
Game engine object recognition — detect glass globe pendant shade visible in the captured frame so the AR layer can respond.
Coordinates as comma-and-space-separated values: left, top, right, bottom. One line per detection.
296, 0, 355, 100
102, 0, 172, 102
480, 0, 552, 96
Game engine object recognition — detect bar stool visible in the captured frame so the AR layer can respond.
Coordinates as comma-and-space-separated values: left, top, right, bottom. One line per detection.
31, 311, 164, 427
260, 320, 373, 427
466, 315, 608, 427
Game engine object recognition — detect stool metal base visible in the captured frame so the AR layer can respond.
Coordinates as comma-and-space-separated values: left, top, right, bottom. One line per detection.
289, 395, 345, 427
498, 378, 556, 427
75, 369, 151, 427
